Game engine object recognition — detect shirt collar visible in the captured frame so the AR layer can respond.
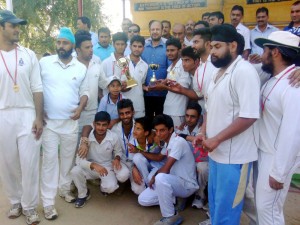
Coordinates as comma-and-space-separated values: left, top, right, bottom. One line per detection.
145, 38, 164, 47
223, 55, 243, 75
254, 24, 272, 32
89, 129, 114, 143
53, 55, 77, 67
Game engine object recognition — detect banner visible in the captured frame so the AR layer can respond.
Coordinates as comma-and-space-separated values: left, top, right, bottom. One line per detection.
134, 0, 207, 11
247, 0, 291, 4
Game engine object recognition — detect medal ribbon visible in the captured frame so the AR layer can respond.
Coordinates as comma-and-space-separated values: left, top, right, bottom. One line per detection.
0, 48, 18, 86
261, 66, 296, 112
196, 61, 207, 93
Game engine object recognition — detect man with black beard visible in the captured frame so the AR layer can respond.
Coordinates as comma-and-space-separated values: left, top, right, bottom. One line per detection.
194, 24, 260, 225
255, 31, 300, 225
39, 27, 89, 220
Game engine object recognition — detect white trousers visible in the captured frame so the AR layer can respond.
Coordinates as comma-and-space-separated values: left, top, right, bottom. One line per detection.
71, 162, 130, 197
195, 161, 209, 199
133, 153, 164, 186
256, 151, 300, 225
124, 160, 146, 195
41, 127, 78, 207
0, 109, 41, 210
138, 173, 197, 217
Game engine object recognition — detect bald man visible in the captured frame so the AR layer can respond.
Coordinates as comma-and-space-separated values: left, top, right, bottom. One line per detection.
172, 23, 186, 48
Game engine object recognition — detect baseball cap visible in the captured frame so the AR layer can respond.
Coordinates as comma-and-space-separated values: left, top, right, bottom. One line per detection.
107, 76, 121, 87
0, 10, 27, 25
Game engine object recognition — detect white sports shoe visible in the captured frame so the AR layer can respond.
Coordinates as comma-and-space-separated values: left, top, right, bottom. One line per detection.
43, 205, 58, 220
22, 209, 40, 225
7, 203, 22, 219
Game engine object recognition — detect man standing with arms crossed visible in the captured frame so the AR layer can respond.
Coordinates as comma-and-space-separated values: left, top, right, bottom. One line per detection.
40, 27, 88, 220
0, 10, 43, 225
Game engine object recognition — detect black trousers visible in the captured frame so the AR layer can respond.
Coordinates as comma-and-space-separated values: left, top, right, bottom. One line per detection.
144, 96, 166, 122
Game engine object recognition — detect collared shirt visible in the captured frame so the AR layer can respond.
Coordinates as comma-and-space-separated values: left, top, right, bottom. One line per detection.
184, 36, 193, 47
111, 121, 135, 161
250, 24, 279, 55
167, 133, 199, 189
142, 38, 170, 97
192, 55, 216, 113
163, 59, 191, 116
121, 56, 148, 116
40, 55, 88, 119
259, 65, 300, 183
236, 23, 251, 50
93, 43, 115, 61
90, 31, 98, 47
206, 56, 260, 164
76, 129, 123, 170
98, 93, 125, 120
0, 45, 43, 110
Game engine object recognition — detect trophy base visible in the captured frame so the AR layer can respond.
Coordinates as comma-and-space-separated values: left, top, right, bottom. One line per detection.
126, 79, 138, 88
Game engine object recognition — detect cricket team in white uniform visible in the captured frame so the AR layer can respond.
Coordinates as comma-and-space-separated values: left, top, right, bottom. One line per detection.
0, 9, 300, 225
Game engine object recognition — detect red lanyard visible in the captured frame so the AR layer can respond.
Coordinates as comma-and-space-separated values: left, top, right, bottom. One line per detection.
196, 61, 207, 93
261, 66, 296, 112
0, 48, 18, 86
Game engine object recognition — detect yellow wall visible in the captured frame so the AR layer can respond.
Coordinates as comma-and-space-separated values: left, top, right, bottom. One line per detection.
131, 0, 292, 36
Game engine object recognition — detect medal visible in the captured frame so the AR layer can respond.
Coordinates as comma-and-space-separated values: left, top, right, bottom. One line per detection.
13, 85, 19, 92
0, 48, 18, 92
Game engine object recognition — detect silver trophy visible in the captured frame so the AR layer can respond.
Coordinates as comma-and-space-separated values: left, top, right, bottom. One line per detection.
149, 63, 159, 86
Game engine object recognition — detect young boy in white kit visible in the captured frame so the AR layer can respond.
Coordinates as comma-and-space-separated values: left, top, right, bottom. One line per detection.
71, 111, 130, 207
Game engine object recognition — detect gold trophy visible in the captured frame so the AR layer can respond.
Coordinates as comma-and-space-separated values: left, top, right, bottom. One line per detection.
149, 63, 159, 86
117, 57, 138, 88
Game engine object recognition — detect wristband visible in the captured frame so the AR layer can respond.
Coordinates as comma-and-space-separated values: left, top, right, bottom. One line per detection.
80, 137, 89, 147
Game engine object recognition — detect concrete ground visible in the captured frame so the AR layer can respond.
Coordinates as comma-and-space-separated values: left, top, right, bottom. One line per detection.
0, 179, 299, 225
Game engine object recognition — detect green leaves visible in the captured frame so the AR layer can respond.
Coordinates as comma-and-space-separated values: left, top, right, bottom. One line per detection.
0, 0, 105, 56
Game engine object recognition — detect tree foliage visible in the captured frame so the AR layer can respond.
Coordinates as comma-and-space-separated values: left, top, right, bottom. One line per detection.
0, 0, 106, 56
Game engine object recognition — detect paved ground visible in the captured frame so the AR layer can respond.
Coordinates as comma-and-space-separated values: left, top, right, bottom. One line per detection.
0, 179, 299, 225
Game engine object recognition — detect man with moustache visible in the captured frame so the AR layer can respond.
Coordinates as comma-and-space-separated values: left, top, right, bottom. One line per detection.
255, 31, 300, 225
0, 10, 43, 225
194, 24, 260, 225
184, 19, 195, 46
142, 20, 169, 122
74, 30, 108, 137
162, 20, 173, 39
250, 7, 278, 56
39, 27, 89, 220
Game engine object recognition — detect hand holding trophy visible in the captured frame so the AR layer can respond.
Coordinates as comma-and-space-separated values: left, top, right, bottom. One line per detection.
117, 57, 138, 88
149, 63, 159, 86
